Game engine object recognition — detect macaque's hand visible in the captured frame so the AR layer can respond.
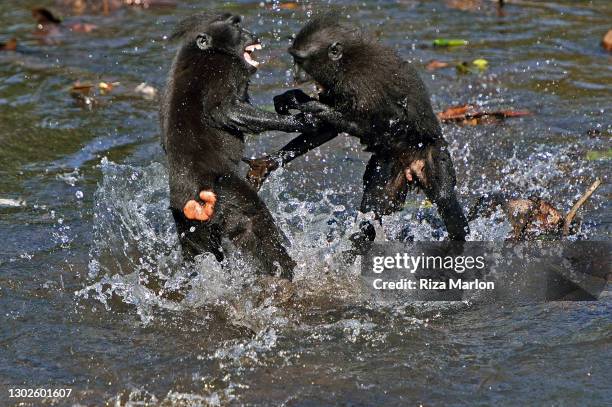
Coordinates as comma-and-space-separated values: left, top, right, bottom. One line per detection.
243, 156, 280, 191
295, 110, 325, 130
301, 100, 340, 121
183, 190, 217, 221
299, 100, 331, 114
273, 89, 314, 115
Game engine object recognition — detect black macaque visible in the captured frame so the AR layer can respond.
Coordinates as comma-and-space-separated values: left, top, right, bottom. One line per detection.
245, 13, 469, 242
161, 12, 320, 279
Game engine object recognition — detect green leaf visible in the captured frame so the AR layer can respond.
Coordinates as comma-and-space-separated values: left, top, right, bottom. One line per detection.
585, 149, 612, 161
433, 39, 469, 47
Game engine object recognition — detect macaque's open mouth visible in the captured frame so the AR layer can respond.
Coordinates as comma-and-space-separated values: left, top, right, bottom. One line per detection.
244, 43, 262, 67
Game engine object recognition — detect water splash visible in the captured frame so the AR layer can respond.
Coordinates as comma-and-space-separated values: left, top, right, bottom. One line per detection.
77, 138, 598, 328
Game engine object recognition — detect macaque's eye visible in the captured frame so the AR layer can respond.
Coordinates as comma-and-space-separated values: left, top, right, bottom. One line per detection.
328, 42, 343, 61
196, 33, 212, 50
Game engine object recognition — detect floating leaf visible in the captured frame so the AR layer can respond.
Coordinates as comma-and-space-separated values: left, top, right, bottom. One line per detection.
585, 149, 612, 161
603, 30, 612, 52
445, 0, 483, 12
438, 104, 531, 124
70, 81, 102, 109
0, 38, 17, 51
265, 2, 300, 10
427, 58, 488, 72
71, 81, 94, 95
438, 104, 473, 120
425, 60, 450, 71
456, 58, 489, 74
472, 58, 488, 70
433, 38, 469, 47
98, 81, 120, 94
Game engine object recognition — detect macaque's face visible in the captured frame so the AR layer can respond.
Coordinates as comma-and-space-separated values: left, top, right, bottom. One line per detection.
187, 14, 262, 70
288, 25, 345, 89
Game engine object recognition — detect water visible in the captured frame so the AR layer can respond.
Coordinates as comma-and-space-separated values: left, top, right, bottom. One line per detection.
1, 0, 610, 405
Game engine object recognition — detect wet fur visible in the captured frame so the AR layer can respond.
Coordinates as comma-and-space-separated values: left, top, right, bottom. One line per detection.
161, 13, 297, 277
278, 13, 469, 240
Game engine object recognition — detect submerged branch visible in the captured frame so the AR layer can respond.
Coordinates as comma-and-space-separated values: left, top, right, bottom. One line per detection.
563, 178, 602, 236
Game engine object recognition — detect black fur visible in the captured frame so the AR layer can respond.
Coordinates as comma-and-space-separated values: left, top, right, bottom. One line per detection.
261, 13, 469, 240
161, 12, 317, 278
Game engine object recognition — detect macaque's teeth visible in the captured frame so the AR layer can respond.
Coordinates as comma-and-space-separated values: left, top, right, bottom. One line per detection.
244, 43, 262, 52
244, 52, 260, 67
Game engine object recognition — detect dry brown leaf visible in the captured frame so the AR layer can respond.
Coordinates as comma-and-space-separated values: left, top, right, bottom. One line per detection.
425, 60, 450, 71
0, 38, 17, 51
437, 104, 474, 120
437, 104, 531, 124
71, 82, 94, 95
603, 30, 612, 52
445, 0, 483, 12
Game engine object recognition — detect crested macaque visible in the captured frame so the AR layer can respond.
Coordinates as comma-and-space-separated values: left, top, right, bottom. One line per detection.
161, 13, 320, 279
245, 13, 469, 241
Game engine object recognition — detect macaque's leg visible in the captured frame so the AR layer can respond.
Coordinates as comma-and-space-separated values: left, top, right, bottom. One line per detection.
171, 208, 224, 262
414, 145, 469, 241
360, 154, 409, 217
350, 155, 409, 250
216, 175, 296, 280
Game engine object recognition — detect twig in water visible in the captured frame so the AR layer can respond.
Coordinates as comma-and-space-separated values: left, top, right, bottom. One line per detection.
563, 178, 602, 236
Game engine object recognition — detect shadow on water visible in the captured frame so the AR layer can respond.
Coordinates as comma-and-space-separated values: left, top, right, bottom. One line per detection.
0, 0, 610, 405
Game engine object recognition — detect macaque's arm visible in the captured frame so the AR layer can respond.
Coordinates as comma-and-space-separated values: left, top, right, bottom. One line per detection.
275, 128, 338, 166
219, 101, 319, 134
273, 89, 316, 115
300, 101, 363, 137
275, 90, 362, 136
244, 128, 338, 190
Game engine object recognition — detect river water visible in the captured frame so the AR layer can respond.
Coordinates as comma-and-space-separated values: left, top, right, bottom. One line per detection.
0, 0, 610, 405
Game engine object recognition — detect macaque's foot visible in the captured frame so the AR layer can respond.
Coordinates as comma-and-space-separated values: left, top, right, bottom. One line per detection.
404, 159, 427, 185
183, 190, 217, 221
243, 156, 279, 191
349, 220, 376, 254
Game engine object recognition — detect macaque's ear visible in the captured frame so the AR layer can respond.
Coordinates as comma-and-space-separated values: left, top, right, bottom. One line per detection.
328, 42, 343, 61
196, 33, 212, 50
